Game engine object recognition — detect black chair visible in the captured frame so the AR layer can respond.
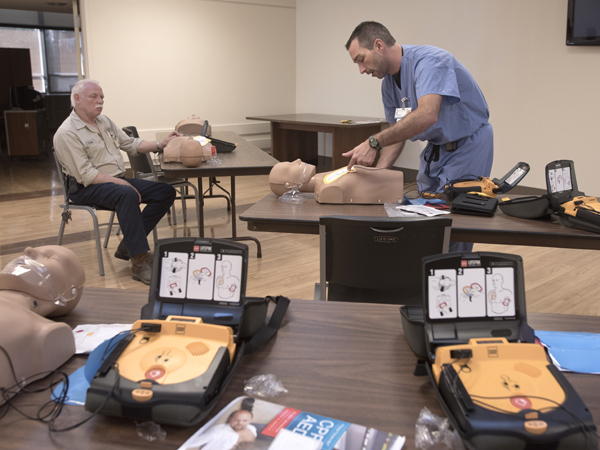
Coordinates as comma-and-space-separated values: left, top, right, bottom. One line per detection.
317, 215, 452, 305
53, 150, 117, 276
122, 126, 202, 236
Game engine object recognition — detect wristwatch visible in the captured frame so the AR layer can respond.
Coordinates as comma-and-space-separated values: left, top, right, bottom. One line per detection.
368, 136, 382, 151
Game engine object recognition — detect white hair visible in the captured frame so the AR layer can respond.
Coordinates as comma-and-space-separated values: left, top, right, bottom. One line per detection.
70, 79, 101, 108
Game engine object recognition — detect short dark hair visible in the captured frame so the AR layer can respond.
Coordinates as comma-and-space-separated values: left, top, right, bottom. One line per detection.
345, 21, 396, 50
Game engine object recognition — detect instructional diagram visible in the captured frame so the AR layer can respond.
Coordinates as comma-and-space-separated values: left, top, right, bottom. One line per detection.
548, 167, 573, 193
159, 251, 243, 303
428, 267, 515, 319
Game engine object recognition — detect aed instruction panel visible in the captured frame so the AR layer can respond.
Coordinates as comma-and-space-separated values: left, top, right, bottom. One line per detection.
159, 250, 243, 304
425, 253, 521, 323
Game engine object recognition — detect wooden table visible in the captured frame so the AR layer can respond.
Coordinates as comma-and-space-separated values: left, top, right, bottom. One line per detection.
2, 287, 599, 450
161, 131, 278, 257
239, 193, 600, 250
246, 113, 387, 168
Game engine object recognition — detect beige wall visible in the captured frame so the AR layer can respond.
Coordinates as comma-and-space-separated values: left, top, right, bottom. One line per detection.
297, 1, 600, 193
79, 0, 296, 148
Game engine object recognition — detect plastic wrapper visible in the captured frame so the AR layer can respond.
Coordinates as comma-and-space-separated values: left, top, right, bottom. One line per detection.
415, 407, 465, 450
243, 374, 288, 397
135, 421, 166, 441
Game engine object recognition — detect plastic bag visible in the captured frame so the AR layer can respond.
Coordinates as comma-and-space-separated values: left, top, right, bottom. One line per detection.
243, 374, 288, 397
135, 421, 166, 441
415, 407, 465, 450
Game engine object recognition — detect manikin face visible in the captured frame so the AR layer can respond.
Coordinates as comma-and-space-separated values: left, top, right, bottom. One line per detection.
269, 159, 317, 185
75, 82, 105, 120
348, 38, 391, 79
0, 245, 85, 304
228, 410, 253, 431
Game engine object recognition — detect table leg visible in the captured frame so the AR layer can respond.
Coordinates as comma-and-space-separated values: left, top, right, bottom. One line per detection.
197, 176, 204, 238
227, 176, 262, 258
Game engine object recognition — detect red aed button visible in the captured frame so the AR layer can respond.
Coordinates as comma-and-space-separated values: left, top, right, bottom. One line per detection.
145, 368, 165, 380
510, 396, 532, 410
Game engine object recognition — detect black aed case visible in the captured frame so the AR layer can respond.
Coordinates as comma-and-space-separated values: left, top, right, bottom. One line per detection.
85, 238, 288, 426
401, 252, 597, 450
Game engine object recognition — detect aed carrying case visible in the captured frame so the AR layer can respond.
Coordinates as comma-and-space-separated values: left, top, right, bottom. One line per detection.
546, 160, 600, 234
85, 237, 288, 427
401, 252, 597, 450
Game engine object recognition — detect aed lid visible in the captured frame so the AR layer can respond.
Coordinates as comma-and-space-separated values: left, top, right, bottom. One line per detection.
498, 195, 552, 220
421, 252, 534, 362
545, 160, 584, 210
141, 237, 249, 333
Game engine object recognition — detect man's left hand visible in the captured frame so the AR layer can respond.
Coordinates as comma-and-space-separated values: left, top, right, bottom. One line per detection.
343, 140, 377, 170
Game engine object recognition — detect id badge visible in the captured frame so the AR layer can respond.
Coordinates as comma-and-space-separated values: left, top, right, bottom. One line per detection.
395, 107, 411, 122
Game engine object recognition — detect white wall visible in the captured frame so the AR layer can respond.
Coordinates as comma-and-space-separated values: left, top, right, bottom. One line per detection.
297, 1, 600, 193
79, 0, 296, 148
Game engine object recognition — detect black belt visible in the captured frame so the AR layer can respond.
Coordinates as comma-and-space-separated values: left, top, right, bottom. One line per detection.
425, 141, 458, 176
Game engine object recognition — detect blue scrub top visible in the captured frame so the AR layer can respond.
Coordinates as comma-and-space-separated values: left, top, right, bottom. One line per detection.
382, 45, 490, 144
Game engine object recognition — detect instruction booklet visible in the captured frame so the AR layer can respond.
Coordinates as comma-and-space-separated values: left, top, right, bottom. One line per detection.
178, 396, 405, 450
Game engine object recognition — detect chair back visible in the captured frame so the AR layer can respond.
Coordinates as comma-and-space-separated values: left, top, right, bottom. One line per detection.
320, 215, 452, 305
52, 150, 70, 204
122, 126, 159, 180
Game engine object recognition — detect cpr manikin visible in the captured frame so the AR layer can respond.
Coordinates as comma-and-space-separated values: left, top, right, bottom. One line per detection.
0, 245, 84, 403
269, 159, 405, 204
164, 136, 212, 166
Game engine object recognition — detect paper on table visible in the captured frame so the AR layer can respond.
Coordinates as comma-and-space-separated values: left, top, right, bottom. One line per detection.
72, 323, 132, 354
384, 202, 450, 217
535, 330, 600, 374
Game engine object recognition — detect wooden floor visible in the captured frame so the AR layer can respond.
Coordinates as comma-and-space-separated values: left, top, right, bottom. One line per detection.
1, 154, 599, 317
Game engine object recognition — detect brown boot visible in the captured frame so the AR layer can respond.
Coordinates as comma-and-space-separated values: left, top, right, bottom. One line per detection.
131, 252, 152, 285
114, 240, 129, 261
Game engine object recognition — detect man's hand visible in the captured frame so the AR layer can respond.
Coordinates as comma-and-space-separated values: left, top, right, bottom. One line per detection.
343, 140, 377, 170
160, 130, 180, 150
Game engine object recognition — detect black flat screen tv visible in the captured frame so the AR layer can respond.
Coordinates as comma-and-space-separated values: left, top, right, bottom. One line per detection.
567, 0, 600, 45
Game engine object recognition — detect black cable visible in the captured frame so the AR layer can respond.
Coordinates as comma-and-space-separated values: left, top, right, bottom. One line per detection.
0, 327, 146, 432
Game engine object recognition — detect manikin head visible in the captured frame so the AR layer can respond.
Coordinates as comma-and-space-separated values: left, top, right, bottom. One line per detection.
269, 159, 317, 196
0, 245, 85, 317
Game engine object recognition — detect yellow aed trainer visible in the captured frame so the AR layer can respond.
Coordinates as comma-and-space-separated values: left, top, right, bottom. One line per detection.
401, 252, 598, 450
546, 160, 600, 234
86, 316, 236, 425
85, 237, 289, 427
445, 162, 530, 199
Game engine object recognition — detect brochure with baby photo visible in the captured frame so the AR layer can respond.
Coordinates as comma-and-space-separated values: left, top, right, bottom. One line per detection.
178, 396, 405, 450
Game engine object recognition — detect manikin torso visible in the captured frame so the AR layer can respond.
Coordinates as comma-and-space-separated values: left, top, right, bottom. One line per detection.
269, 159, 404, 204
0, 246, 84, 402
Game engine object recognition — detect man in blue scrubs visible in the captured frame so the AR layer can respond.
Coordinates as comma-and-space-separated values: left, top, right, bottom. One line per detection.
343, 21, 493, 198
344, 21, 493, 252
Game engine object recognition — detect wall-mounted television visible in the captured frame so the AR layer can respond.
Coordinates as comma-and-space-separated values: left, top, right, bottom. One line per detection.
567, 0, 600, 45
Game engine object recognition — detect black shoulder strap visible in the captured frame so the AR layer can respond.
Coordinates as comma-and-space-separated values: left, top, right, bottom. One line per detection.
243, 295, 290, 355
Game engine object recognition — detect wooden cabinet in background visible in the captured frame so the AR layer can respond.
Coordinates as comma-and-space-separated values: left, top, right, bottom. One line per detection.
4, 109, 48, 158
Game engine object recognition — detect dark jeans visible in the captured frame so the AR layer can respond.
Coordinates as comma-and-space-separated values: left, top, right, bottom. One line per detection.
70, 178, 176, 257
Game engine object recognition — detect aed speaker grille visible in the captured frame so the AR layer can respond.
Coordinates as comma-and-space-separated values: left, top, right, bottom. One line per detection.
186, 341, 210, 356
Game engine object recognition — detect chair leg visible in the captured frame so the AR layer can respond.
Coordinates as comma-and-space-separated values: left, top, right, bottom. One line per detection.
171, 203, 177, 225
90, 211, 105, 277
186, 183, 201, 237
179, 187, 188, 222
152, 227, 158, 243
103, 211, 116, 248
57, 216, 67, 245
